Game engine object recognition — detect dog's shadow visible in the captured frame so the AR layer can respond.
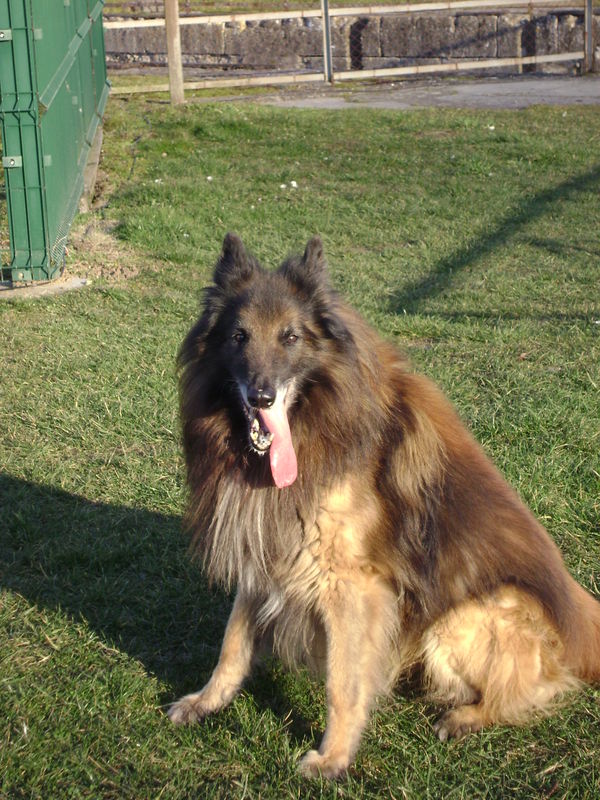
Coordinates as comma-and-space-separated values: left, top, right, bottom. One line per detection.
0, 473, 314, 746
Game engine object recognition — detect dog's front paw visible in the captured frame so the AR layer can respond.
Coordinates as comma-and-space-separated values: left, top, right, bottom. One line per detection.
298, 749, 349, 779
168, 693, 212, 725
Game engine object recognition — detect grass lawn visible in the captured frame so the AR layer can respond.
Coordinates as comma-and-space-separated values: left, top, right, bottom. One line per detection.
103, 0, 413, 17
1, 90, 599, 798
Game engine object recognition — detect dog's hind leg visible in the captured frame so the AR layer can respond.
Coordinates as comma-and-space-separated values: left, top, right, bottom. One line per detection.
299, 580, 397, 779
422, 586, 579, 741
168, 588, 259, 724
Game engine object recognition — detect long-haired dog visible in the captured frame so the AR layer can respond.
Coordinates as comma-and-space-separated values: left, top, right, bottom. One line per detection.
169, 234, 600, 777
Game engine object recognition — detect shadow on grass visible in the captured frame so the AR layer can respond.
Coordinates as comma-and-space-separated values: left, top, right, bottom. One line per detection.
0, 473, 315, 744
0, 474, 222, 686
389, 164, 600, 315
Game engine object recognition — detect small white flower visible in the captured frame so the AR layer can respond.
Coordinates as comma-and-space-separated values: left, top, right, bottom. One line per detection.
280, 183, 287, 189
161, 152, 167, 158
488, 125, 495, 131
290, 180, 298, 188
183, 233, 189, 238
206, 175, 213, 182
154, 178, 163, 184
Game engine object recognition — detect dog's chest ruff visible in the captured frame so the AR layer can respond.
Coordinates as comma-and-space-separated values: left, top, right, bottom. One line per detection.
275, 479, 381, 605
204, 474, 384, 619
258, 479, 400, 675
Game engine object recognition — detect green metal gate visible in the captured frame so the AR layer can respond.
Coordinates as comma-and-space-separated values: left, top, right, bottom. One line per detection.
0, 0, 109, 283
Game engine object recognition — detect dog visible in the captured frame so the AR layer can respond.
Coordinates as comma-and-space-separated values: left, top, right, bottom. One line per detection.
168, 233, 600, 778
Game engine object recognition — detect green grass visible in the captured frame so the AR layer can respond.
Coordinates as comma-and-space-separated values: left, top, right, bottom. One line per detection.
1, 95, 599, 798
104, 0, 414, 17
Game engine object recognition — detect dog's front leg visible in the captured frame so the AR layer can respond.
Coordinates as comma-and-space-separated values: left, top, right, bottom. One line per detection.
299, 585, 392, 779
168, 587, 258, 724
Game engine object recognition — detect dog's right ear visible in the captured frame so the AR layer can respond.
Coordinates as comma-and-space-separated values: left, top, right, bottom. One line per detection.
214, 233, 256, 293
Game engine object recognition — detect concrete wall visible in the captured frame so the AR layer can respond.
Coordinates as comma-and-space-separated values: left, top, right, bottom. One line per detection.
104, 10, 600, 75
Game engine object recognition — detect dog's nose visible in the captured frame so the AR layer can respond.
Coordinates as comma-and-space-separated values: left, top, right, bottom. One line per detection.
247, 385, 276, 409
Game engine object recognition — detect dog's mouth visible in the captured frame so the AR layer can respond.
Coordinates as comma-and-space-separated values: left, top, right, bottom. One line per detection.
239, 383, 298, 488
242, 403, 274, 454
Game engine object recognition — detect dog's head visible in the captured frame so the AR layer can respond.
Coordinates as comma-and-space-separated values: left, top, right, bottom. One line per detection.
182, 233, 356, 488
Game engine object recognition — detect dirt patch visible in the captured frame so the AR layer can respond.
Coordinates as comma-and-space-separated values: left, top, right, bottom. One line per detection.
66, 167, 148, 284
67, 216, 143, 283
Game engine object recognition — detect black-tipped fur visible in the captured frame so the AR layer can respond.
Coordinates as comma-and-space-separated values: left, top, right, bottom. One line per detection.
171, 235, 600, 778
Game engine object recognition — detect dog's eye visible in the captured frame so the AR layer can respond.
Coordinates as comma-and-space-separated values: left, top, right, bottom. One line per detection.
283, 331, 298, 346
233, 330, 248, 344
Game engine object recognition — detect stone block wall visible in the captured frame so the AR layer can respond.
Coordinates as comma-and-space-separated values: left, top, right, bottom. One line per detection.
104, 10, 600, 75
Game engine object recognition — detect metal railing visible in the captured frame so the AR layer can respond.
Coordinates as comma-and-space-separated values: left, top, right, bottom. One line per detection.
104, 0, 597, 103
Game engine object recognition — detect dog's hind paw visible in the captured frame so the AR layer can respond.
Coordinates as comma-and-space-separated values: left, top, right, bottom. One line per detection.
167, 694, 212, 725
434, 705, 487, 742
298, 749, 349, 779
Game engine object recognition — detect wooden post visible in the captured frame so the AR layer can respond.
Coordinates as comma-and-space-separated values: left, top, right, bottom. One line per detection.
165, 0, 185, 104
320, 0, 334, 84
584, 0, 594, 73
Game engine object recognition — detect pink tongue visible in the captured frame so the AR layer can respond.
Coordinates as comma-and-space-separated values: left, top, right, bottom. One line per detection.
258, 394, 297, 488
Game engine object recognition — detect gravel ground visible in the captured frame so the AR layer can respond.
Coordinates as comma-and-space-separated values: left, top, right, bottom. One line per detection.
259, 74, 600, 110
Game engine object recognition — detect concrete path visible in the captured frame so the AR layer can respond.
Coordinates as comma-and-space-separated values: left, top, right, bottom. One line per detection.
261, 74, 600, 110
0, 276, 89, 301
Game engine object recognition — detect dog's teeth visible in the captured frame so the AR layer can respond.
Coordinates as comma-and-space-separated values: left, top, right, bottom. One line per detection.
244, 404, 275, 454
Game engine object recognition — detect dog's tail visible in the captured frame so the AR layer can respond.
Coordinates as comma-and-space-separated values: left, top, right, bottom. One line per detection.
566, 578, 600, 683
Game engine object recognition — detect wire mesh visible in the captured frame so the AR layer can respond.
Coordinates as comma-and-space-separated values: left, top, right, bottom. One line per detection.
0, 161, 9, 280
0, 0, 110, 283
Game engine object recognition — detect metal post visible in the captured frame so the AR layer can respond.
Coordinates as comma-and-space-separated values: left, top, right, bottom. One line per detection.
320, 0, 334, 84
584, 0, 594, 73
165, 0, 185, 104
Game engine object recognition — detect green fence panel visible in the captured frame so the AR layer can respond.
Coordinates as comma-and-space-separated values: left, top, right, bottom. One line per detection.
0, 0, 109, 282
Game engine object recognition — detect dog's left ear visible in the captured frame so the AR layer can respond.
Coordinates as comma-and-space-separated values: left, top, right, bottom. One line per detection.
301, 236, 328, 284
281, 235, 329, 293
283, 237, 355, 350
